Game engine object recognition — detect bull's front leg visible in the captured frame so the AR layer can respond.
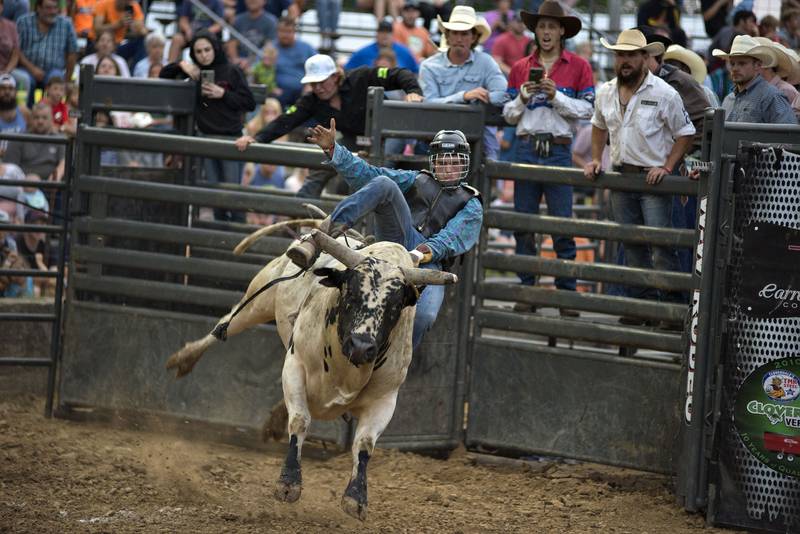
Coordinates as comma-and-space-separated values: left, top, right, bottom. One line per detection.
274, 351, 310, 503
341, 392, 399, 521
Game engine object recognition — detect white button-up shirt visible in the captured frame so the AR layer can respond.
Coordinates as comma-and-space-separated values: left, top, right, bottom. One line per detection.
591, 71, 695, 168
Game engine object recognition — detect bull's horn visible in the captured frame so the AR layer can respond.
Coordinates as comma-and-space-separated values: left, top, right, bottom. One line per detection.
301, 202, 328, 219
234, 218, 319, 255
400, 267, 458, 286
312, 230, 366, 269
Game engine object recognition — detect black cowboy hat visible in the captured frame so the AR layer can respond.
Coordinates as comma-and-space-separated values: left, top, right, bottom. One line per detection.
520, 0, 582, 39
634, 25, 673, 51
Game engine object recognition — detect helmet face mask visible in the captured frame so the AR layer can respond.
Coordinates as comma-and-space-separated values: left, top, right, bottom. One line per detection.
428, 130, 470, 186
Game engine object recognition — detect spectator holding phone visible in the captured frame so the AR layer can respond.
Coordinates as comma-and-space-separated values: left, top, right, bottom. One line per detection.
160, 31, 255, 221
502, 1, 595, 316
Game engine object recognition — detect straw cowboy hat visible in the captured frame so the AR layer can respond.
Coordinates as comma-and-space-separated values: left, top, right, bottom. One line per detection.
520, 0, 582, 39
711, 35, 776, 67
778, 44, 800, 85
437, 6, 490, 52
437, 6, 491, 43
753, 37, 800, 82
664, 44, 708, 84
600, 29, 665, 56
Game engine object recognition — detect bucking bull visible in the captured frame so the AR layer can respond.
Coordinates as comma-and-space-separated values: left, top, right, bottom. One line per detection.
164, 219, 456, 521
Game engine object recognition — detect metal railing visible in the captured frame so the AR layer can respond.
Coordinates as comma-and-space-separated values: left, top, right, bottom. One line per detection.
0, 131, 74, 417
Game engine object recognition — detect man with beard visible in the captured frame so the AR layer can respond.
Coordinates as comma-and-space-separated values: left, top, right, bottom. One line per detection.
713, 34, 797, 125
16, 0, 78, 105
0, 74, 29, 158
584, 29, 694, 320
502, 0, 594, 316
4, 102, 65, 182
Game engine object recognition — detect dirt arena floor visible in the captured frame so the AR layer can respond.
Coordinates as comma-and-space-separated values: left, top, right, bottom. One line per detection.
0, 369, 732, 534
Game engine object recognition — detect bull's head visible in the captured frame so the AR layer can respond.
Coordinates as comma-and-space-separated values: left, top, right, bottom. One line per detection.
311, 230, 456, 366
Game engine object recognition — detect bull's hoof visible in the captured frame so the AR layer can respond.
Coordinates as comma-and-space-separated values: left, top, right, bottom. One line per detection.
274, 479, 302, 503
341, 494, 367, 521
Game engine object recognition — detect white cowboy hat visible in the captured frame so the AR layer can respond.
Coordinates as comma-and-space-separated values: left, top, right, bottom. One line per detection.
753, 37, 800, 82
664, 44, 707, 84
437, 5, 491, 46
777, 43, 800, 85
711, 35, 776, 67
600, 29, 665, 56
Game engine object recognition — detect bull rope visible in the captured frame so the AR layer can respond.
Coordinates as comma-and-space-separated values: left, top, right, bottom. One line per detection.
211, 265, 309, 341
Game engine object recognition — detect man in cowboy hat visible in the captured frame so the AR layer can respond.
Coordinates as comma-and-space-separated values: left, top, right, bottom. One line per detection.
663, 44, 720, 106
585, 29, 694, 313
712, 35, 797, 124
753, 37, 800, 121
502, 0, 594, 316
637, 26, 710, 151
419, 5, 507, 159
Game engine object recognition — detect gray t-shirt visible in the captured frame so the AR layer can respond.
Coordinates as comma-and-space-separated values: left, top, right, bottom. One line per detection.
3, 138, 65, 181
233, 11, 277, 59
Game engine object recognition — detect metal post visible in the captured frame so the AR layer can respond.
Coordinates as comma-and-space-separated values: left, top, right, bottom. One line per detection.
681, 109, 726, 511
45, 139, 74, 417
608, 0, 622, 34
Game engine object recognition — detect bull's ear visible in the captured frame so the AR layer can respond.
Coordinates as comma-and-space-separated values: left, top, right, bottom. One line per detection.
403, 284, 419, 307
314, 267, 349, 289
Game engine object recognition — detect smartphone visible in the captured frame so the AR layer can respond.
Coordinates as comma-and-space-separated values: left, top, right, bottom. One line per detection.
200, 70, 215, 84
528, 67, 544, 83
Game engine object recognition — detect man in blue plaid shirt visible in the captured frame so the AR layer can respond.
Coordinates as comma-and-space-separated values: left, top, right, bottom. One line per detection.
16, 0, 78, 104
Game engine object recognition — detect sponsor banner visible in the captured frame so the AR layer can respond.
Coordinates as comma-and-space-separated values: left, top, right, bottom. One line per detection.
740, 222, 800, 319
735, 357, 800, 477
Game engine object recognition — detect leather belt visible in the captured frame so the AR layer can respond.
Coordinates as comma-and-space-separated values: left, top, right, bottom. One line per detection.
519, 134, 572, 145
613, 164, 650, 173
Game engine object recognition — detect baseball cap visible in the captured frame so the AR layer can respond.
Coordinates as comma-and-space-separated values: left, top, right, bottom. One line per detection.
0, 210, 10, 223
0, 74, 16, 89
402, 0, 420, 10
377, 20, 393, 32
300, 54, 337, 84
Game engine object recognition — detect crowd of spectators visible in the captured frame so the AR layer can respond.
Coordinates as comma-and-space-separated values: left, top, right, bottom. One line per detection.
2, 0, 800, 307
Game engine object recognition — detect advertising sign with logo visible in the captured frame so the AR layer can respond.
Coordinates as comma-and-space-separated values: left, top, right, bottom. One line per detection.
739, 222, 800, 318
735, 358, 800, 477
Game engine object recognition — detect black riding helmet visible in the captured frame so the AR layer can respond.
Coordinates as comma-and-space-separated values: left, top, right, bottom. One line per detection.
428, 130, 470, 187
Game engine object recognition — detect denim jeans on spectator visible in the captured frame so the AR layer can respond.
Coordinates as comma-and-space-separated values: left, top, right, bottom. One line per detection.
20, 68, 64, 106
512, 139, 576, 290
610, 190, 680, 301
316, 0, 341, 33
331, 175, 444, 349
204, 157, 245, 222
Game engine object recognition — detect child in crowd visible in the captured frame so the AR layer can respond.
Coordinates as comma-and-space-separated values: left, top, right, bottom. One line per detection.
245, 97, 283, 137
16, 174, 49, 223
250, 44, 279, 98
44, 77, 69, 131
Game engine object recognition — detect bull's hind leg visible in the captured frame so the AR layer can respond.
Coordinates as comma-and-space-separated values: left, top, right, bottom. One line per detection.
165, 260, 285, 378
341, 392, 399, 521
274, 351, 310, 503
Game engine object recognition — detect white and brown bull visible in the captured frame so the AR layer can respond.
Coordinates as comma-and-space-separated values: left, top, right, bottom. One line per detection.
165, 228, 456, 521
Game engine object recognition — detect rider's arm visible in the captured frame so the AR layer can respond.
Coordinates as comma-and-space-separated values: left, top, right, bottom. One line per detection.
419, 197, 483, 262
327, 143, 417, 191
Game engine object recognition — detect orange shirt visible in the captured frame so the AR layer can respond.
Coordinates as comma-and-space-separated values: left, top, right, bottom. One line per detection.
94, 0, 144, 44
393, 22, 437, 62
73, 0, 99, 40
